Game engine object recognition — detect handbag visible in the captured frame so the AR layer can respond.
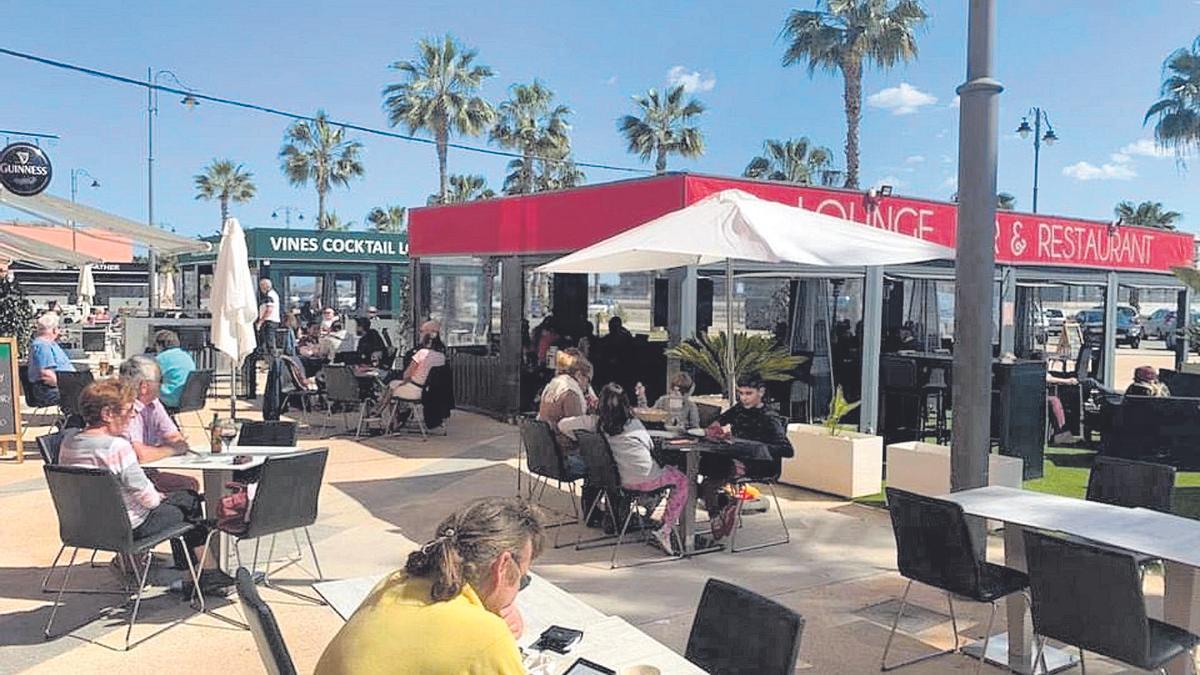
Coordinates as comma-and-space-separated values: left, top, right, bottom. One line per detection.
216, 481, 251, 534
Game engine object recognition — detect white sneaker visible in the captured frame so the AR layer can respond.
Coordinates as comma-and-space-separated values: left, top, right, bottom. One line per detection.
650, 527, 676, 555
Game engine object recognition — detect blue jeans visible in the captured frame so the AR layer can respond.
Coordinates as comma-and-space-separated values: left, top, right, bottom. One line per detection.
564, 454, 587, 481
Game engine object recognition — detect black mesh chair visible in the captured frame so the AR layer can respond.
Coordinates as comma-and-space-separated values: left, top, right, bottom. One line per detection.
55, 370, 93, 429
575, 430, 678, 567
685, 578, 804, 675
36, 431, 66, 465
881, 487, 1029, 673
18, 363, 55, 438
237, 421, 299, 447
236, 567, 298, 675
1024, 529, 1200, 674
200, 449, 328, 605
321, 365, 371, 438
166, 369, 213, 430
1080, 455, 1177, 571
43, 465, 203, 650
519, 418, 580, 529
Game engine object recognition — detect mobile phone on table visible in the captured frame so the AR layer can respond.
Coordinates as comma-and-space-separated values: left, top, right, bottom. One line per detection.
531, 624, 583, 654
563, 657, 616, 675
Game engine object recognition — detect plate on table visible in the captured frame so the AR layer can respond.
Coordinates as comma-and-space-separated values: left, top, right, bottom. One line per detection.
686, 428, 706, 438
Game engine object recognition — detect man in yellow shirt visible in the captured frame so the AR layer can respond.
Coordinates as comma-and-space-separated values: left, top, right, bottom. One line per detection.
316, 497, 544, 674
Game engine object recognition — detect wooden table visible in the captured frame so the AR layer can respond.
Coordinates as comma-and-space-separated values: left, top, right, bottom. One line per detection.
313, 571, 703, 674
942, 486, 1200, 675
144, 452, 266, 572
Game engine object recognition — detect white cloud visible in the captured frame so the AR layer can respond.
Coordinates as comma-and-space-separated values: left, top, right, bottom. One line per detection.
866, 83, 938, 115
950, 95, 960, 109
667, 66, 715, 93
939, 175, 958, 192
605, 75, 618, 86
1110, 152, 1132, 164
904, 155, 925, 164
1062, 160, 1137, 181
1120, 138, 1174, 159
872, 175, 905, 190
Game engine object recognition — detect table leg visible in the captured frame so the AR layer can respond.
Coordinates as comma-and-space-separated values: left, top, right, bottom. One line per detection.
1002, 524, 1034, 673
1164, 562, 1200, 675
202, 469, 233, 573
680, 450, 698, 555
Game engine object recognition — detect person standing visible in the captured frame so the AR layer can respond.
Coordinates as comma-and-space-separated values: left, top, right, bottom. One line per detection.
242, 277, 280, 399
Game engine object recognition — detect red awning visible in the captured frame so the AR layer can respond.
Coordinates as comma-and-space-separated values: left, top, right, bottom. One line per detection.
409, 173, 1194, 274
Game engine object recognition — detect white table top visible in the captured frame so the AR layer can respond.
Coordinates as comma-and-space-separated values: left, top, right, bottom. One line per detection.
942, 486, 1200, 568
313, 571, 701, 674
144, 453, 265, 472
186, 444, 303, 456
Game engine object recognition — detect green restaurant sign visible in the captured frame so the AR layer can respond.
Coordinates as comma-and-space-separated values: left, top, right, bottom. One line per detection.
181, 227, 409, 264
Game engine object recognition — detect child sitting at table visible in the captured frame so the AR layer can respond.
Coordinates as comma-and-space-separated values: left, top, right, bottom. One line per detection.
635, 372, 701, 430
700, 374, 793, 541
560, 383, 690, 554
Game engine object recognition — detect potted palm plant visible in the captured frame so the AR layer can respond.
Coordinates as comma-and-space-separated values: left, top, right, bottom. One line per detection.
782, 386, 883, 498
665, 331, 807, 389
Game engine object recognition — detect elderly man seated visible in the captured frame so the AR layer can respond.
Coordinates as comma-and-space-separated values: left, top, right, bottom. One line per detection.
153, 329, 196, 409
120, 355, 198, 493
27, 311, 76, 406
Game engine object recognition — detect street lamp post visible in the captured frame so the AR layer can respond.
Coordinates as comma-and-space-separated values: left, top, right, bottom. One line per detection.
271, 206, 305, 229
1015, 108, 1058, 213
68, 168, 100, 252
146, 67, 199, 313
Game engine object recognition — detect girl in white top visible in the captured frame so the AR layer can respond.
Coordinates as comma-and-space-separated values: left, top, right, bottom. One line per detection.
559, 383, 689, 554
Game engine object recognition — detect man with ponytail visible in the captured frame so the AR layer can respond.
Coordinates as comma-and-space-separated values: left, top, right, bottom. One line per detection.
316, 497, 544, 674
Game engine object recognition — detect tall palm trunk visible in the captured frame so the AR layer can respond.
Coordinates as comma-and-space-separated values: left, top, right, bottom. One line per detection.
523, 151, 534, 193
220, 197, 229, 225
840, 58, 863, 190
655, 145, 667, 174
436, 124, 449, 203
317, 188, 327, 230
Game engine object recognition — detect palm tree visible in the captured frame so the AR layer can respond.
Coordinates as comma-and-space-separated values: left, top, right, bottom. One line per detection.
997, 192, 1016, 210
781, 1, 929, 189
319, 211, 353, 232
743, 138, 839, 185
428, 174, 496, 205
384, 35, 495, 203
193, 159, 256, 225
491, 81, 572, 195
1145, 36, 1200, 160
1115, 200, 1183, 230
366, 205, 406, 233
536, 153, 586, 192
618, 85, 705, 173
279, 111, 365, 230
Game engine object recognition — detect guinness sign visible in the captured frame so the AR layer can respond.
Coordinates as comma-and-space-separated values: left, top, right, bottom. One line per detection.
0, 143, 52, 196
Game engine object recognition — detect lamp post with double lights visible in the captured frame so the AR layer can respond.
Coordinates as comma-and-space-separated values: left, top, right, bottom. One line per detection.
146, 68, 200, 312
1015, 107, 1058, 213
69, 168, 100, 252
271, 206, 305, 229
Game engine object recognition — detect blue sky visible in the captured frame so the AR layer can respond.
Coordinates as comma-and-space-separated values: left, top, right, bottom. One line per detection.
1, 1, 1197, 239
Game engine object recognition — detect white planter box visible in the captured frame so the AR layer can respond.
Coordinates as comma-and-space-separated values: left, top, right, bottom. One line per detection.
886, 441, 1024, 497
782, 423, 883, 499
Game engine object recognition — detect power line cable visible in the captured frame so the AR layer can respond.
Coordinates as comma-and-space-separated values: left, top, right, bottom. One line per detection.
0, 47, 650, 174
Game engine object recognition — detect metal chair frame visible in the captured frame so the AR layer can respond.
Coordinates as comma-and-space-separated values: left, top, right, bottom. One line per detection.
729, 477, 790, 553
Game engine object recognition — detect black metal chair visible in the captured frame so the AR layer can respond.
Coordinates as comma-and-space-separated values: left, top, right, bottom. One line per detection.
1023, 529, 1200, 674
54, 369, 93, 430
321, 365, 371, 438
18, 363, 55, 439
1086, 455, 1175, 512
575, 430, 678, 567
729, 469, 790, 554
36, 431, 66, 465
685, 578, 804, 675
42, 465, 203, 650
166, 369, 213, 430
519, 418, 580, 531
235, 567, 298, 675
881, 487, 1029, 673
237, 420, 299, 447
200, 449, 328, 605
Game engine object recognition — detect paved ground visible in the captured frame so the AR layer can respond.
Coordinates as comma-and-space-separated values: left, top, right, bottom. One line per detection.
0, 390, 1186, 674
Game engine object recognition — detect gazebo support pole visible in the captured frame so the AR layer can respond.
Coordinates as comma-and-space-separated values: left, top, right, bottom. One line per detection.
725, 258, 735, 402
1102, 272, 1118, 387
951, 0, 1002, 496
666, 265, 698, 387
500, 257, 524, 417
859, 267, 884, 434
1177, 286, 1192, 372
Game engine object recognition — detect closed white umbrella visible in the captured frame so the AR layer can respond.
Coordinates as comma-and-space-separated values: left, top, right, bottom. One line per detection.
209, 217, 258, 417
76, 263, 96, 313
539, 189, 955, 398
160, 270, 177, 308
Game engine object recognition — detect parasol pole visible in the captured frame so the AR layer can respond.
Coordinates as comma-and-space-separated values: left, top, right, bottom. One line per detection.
726, 257, 735, 403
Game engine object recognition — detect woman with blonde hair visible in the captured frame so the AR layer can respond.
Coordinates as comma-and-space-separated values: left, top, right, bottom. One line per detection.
316, 497, 544, 674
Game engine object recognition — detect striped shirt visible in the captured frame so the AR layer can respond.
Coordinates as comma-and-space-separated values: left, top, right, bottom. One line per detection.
59, 430, 161, 528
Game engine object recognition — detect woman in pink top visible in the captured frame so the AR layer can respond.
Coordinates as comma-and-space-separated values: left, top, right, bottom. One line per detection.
59, 380, 227, 588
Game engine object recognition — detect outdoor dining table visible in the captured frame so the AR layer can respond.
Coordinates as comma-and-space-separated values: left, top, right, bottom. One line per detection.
313, 571, 704, 674
143, 451, 267, 572
941, 485, 1200, 675
649, 430, 772, 556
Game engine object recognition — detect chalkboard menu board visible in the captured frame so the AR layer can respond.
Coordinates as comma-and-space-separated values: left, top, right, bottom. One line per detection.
0, 338, 22, 461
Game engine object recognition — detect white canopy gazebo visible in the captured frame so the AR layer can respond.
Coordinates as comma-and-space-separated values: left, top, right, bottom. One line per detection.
539, 189, 955, 398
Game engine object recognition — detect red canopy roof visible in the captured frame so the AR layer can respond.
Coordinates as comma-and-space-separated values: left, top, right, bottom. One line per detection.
409, 173, 1194, 274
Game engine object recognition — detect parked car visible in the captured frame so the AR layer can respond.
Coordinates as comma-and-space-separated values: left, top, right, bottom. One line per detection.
1042, 308, 1065, 335
1164, 312, 1200, 348
1145, 308, 1176, 339
1076, 308, 1143, 348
